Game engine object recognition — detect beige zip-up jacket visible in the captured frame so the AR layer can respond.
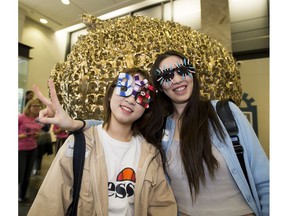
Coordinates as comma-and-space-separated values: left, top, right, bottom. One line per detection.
28, 126, 177, 216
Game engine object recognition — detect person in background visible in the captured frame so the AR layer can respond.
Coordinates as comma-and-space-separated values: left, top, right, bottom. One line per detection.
33, 123, 52, 176
25, 90, 34, 106
18, 99, 42, 203
28, 68, 177, 215
52, 124, 68, 155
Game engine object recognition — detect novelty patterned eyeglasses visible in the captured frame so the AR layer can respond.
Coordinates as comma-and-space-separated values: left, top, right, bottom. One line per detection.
156, 58, 195, 85
115, 72, 155, 109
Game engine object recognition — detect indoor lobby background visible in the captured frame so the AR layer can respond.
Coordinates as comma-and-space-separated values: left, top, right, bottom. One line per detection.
18, 0, 269, 157
17, 0, 270, 215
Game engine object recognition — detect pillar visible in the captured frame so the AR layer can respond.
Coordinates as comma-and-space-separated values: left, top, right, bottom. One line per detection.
200, 0, 232, 52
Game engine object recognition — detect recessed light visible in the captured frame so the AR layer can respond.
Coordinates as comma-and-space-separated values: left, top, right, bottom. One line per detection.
61, 0, 70, 5
40, 18, 48, 24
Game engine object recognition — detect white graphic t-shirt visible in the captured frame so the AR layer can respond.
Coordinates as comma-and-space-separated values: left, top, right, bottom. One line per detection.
97, 125, 141, 216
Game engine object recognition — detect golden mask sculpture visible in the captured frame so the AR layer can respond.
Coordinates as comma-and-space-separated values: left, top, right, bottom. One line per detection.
50, 13, 242, 119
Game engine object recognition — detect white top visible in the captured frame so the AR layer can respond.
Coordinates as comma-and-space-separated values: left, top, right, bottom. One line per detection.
97, 125, 141, 216
166, 139, 254, 216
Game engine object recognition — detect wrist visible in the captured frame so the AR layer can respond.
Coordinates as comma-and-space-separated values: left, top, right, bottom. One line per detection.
19, 134, 26, 138
70, 119, 86, 133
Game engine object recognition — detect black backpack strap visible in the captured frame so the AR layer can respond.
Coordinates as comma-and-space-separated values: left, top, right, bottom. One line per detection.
66, 132, 86, 216
216, 100, 251, 191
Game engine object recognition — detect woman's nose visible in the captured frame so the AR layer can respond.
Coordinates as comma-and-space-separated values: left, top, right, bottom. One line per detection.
125, 95, 136, 106
171, 71, 182, 84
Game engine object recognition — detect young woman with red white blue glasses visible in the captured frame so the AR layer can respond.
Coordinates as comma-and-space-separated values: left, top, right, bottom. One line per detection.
28, 68, 177, 216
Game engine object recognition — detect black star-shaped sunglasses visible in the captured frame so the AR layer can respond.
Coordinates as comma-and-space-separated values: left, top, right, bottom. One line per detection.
156, 58, 195, 85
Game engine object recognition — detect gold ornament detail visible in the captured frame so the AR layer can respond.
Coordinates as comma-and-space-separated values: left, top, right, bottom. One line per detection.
50, 13, 242, 119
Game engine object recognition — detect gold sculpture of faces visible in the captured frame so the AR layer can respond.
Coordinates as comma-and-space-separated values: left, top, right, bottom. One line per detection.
50, 13, 242, 120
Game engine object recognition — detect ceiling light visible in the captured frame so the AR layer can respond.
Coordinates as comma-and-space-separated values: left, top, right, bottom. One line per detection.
40, 18, 48, 24
61, 0, 70, 5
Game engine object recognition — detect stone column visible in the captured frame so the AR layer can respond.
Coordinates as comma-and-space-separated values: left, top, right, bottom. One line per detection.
200, 0, 232, 52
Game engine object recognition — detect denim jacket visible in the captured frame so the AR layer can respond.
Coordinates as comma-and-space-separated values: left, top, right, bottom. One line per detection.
162, 100, 269, 216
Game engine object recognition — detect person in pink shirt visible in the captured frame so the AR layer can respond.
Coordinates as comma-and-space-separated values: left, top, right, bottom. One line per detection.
18, 99, 43, 203
52, 124, 68, 154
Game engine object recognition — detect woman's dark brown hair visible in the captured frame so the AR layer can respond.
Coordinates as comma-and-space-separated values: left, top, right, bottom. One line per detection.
103, 67, 167, 169
150, 50, 225, 201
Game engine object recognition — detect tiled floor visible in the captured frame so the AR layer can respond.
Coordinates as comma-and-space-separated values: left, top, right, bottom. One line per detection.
18, 152, 55, 216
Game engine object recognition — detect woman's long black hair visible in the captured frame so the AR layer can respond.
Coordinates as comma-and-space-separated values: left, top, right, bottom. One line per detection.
150, 50, 226, 201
